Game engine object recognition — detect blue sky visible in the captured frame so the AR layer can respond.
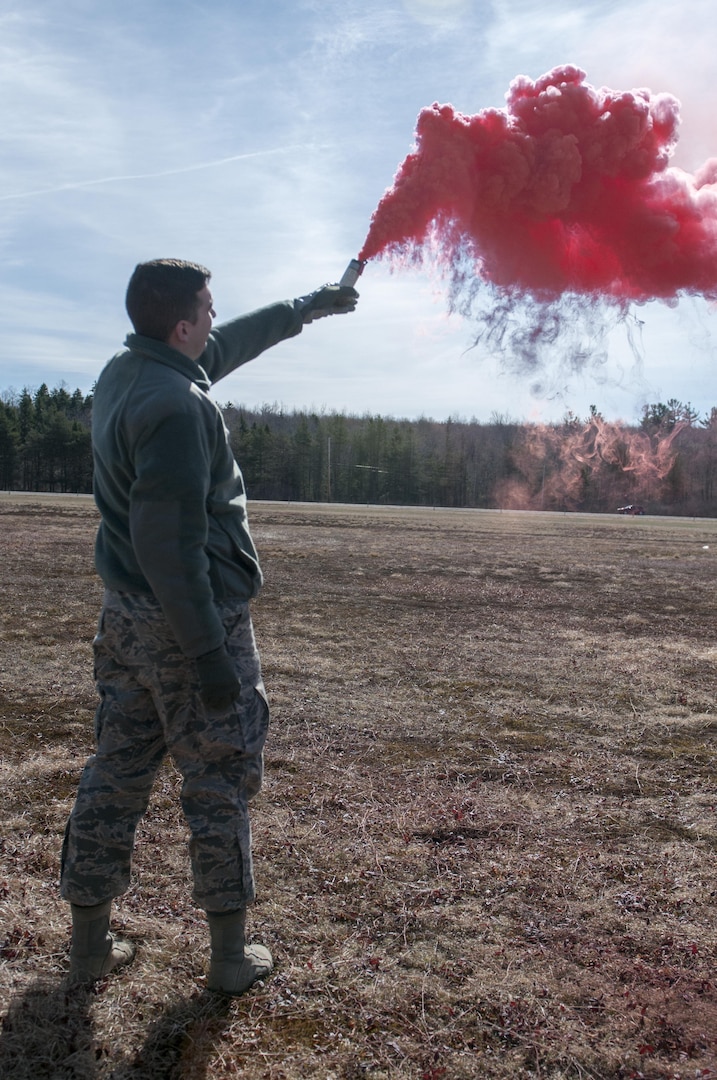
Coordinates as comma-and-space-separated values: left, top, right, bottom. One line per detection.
1, 0, 715, 423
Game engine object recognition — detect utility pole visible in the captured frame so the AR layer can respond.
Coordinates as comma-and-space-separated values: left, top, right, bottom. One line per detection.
326, 435, 331, 502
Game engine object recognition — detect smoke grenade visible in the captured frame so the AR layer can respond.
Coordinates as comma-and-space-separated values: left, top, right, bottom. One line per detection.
339, 258, 367, 288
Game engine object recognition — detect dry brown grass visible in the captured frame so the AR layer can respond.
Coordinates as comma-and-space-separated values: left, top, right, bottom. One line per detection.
1, 493, 716, 1079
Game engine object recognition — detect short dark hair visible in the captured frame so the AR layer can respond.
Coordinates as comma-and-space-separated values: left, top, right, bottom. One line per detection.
125, 259, 211, 341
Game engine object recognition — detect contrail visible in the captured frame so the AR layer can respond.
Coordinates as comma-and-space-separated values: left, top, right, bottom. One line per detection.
0, 144, 309, 202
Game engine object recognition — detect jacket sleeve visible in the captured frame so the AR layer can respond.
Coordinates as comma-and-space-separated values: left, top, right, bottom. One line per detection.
127, 405, 226, 658
200, 300, 303, 385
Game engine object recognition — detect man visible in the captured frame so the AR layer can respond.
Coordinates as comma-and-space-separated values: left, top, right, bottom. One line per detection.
60, 259, 358, 994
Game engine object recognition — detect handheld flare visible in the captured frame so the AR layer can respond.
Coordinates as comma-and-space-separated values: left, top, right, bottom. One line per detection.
339, 258, 367, 288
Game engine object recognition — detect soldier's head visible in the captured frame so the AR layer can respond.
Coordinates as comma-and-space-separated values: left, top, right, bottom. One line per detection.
125, 259, 215, 358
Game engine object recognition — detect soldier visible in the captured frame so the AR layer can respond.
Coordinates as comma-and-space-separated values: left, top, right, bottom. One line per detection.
60, 259, 358, 993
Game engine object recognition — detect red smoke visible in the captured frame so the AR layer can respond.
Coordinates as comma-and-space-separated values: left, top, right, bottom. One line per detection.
495, 415, 685, 511
359, 65, 717, 303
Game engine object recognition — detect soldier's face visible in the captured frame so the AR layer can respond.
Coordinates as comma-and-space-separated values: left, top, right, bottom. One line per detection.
184, 286, 216, 359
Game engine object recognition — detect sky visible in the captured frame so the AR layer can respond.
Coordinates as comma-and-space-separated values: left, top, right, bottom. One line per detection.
1, 0, 715, 424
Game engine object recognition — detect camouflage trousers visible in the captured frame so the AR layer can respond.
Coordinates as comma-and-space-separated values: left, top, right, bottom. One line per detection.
60, 589, 269, 913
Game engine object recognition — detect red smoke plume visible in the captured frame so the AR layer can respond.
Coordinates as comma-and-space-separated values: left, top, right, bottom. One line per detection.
360, 65, 717, 303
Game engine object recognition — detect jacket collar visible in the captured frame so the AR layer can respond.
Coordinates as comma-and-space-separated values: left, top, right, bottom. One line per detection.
124, 333, 211, 391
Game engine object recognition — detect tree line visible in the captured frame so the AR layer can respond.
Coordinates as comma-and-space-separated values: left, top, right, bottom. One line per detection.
1, 384, 716, 516
0, 385, 93, 493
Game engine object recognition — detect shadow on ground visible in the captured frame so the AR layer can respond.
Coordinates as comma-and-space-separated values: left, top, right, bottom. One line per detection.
0, 977, 233, 1079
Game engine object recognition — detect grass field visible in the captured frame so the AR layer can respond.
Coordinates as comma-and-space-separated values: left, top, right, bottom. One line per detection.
1, 493, 716, 1079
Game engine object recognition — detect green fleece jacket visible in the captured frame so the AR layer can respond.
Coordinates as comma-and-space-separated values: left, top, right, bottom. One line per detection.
92, 300, 303, 658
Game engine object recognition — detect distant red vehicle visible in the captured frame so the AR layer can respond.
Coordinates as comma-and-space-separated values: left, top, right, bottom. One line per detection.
617, 504, 645, 515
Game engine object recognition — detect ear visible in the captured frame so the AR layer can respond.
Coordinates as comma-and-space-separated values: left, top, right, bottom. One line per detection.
168, 320, 190, 348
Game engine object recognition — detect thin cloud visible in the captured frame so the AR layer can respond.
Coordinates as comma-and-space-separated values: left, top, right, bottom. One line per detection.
0, 145, 321, 203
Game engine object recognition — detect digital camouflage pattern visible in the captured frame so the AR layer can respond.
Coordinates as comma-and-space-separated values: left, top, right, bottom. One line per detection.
61, 590, 269, 912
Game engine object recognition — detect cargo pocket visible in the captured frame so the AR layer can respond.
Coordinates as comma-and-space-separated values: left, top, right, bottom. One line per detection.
243, 683, 269, 801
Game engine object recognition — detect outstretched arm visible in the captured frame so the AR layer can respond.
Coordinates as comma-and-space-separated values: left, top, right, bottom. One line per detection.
200, 283, 359, 384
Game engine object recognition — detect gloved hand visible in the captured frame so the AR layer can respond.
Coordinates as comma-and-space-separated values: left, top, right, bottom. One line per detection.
195, 644, 241, 711
295, 284, 359, 324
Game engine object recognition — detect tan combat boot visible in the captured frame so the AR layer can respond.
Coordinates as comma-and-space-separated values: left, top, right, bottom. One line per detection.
206, 909, 273, 995
68, 900, 136, 982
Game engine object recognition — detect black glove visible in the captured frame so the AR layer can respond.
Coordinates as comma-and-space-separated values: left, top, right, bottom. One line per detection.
295, 284, 359, 324
195, 645, 241, 711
